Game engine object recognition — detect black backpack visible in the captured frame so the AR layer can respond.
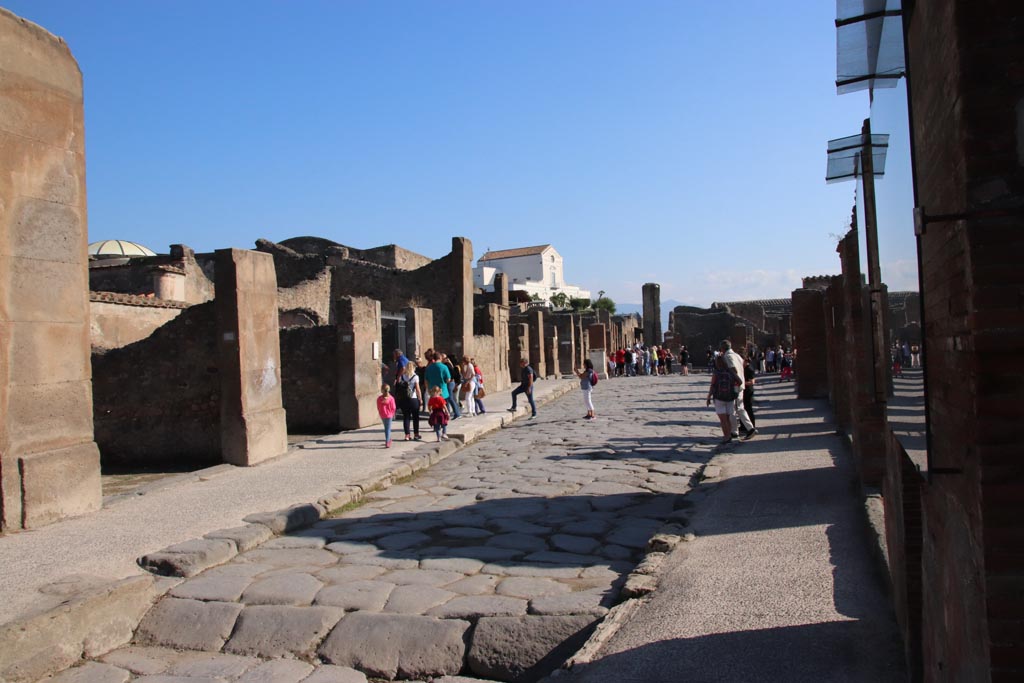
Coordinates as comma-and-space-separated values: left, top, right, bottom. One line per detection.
394, 377, 410, 400
713, 368, 739, 402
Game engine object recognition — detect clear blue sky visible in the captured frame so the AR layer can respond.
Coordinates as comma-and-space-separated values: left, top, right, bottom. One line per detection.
6, 1, 917, 307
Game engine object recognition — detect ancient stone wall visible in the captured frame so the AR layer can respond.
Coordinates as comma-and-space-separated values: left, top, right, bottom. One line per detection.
473, 304, 510, 392
1, 9, 101, 529
904, 2, 1024, 678
280, 326, 339, 433
791, 288, 828, 399
336, 297, 383, 430
89, 294, 187, 350
92, 303, 221, 468
277, 266, 332, 325
88, 245, 213, 305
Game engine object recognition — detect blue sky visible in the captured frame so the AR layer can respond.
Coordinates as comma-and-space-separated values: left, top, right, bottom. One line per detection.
5, 1, 918, 307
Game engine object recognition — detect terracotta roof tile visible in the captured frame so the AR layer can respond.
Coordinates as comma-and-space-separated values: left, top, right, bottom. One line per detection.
478, 245, 552, 261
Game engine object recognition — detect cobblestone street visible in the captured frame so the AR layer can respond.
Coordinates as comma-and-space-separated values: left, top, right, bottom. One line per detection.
67, 375, 717, 683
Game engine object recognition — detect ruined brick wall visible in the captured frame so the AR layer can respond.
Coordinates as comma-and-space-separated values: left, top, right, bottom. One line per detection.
905, 2, 1024, 678
92, 302, 220, 467
791, 288, 828, 398
89, 294, 187, 350
280, 326, 339, 432
721, 302, 767, 332
357, 245, 432, 271
672, 308, 737, 357
278, 266, 331, 325
473, 304, 510, 392
89, 246, 213, 305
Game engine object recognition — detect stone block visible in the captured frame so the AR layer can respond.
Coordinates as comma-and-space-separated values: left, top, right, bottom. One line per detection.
169, 574, 253, 602
314, 580, 395, 611
236, 659, 314, 683
427, 595, 527, 619
222, 407, 288, 467
134, 598, 242, 651
46, 662, 130, 683
138, 539, 238, 578
100, 647, 181, 676
0, 575, 161, 683
0, 255, 88, 324
467, 615, 598, 681
204, 524, 274, 552
527, 593, 610, 617
5, 380, 95, 455
18, 441, 101, 528
382, 585, 458, 614
223, 605, 343, 658
166, 653, 260, 679
318, 612, 470, 680
241, 572, 323, 606
301, 665, 368, 683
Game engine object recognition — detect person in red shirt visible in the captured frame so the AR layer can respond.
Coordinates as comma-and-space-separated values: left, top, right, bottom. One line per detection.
426, 385, 450, 441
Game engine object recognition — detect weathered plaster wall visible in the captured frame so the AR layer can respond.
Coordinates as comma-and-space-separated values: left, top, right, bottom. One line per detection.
89, 295, 186, 350
0, 9, 101, 529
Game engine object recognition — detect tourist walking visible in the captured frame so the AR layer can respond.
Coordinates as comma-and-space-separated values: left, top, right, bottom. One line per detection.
470, 359, 486, 415
426, 385, 450, 441
424, 350, 454, 418
509, 357, 537, 419
460, 356, 477, 416
376, 384, 396, 448
440, 353, 462, 419
742, 354, 757, 431
395, 361, 422, 441
680, 345, 690, 375
706, 356, 740, 444
576, 358, 598, 420
719, 339, 757, 439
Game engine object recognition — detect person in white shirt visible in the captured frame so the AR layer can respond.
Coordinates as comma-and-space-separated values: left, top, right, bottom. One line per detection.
719, 339, 757, 440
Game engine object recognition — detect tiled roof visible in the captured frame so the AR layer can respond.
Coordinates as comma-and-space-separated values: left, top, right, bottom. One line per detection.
478, 245, 552, 262
90, 291, 190, 309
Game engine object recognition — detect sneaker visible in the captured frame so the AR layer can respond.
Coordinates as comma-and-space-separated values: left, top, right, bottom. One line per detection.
385, 440, 391, 448
742, 428, 758, 441
730, 433, 740, 439
414, 435, 422, 441
529, 414, 537, 420
507, 408, 516, 413
441, 435, 450, 441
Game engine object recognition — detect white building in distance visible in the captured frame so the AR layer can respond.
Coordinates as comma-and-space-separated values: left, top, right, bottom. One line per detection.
473, 244, 591, 302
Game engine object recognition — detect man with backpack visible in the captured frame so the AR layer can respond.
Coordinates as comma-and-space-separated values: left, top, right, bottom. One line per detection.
719, 339, 757, 440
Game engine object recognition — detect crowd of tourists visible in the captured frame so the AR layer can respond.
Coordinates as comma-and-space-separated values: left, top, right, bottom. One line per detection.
606, 344, 676, 377
890, 339, 921, 376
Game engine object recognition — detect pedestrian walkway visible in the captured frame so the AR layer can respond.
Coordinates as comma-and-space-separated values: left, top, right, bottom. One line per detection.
557, 376, 907, 682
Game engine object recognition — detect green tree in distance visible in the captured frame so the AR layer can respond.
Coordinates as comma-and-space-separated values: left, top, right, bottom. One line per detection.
550, 292, 569, 309
593, 296, 616, 315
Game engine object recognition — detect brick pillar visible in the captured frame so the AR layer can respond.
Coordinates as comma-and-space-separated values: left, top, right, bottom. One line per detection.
554, 314, 577, 377
450, 237, 473, 359
0, 12, 101, 530
792, 288, 829, 399
527, 310, 546, 378
642, 283, 662, 344
336, 297, 382, 430
215, 249, 288, 466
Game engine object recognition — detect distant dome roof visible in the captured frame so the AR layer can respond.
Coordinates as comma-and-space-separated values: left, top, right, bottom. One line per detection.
88, 240, 158, 258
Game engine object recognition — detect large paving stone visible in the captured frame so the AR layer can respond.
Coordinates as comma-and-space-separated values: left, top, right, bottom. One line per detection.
301, 665, 368, 683
223, 605, 344, 658
260, 535, 327, 550
383, 569, 465, 586
558, 519, 610, 536
420, 557, 484, 574
576, 481, 649, 497
317, 565, 388, 583
169, 574, 253, 602
101, 647, 181, 676
375, 531, 431, 550
47, 662, 131, 683
605, 520, 663, 548
383, 585, 458, 614
325, 540, 379, 555
236, 659, 314, 683
445, 573, 501, 595
166, 653, 260, 678
319, 613, 469, 680
523, 550, 605, 566
241, 573, 323, 605
441, 526, 493, 539
549, 534, 600, 554
341, 553, 419, 570
528, 592, 610, 617
314, 580, 395, 611
448, 546, 524, 562
487, 518, 551, 535
481, 563, 582, 579
467, 615, 599, 681
239, 548, 339, 567
495, 577, 572, 599
134, 598, 242, 651
427, 595, 527, 619
486, 533, 548, 553
330, 524, 405, 542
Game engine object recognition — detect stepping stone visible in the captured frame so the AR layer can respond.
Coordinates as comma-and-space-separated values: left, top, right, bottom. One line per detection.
319, 613, 469, 680
315, 580, 395, 611
223, 605, 343, 658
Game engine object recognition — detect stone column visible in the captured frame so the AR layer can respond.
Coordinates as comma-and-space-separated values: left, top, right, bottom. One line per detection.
152, 266, 186, 301
493, 272, 510, 307
450, 237, 474, 359
509, 323, 529, 383
337, 296, 383, 430
215, 249, 288, 466
554, 314, 577, 377
527, 309, 547, 378
0, 11, 101, 530
642, 283, 662, 344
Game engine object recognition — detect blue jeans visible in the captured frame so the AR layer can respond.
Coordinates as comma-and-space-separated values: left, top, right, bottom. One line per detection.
446, 381, 461, 418
511, 385, 536, 416
381, 417, 392, 443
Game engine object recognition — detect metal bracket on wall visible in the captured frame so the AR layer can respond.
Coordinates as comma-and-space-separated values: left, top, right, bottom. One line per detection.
915, 205, 1024, 236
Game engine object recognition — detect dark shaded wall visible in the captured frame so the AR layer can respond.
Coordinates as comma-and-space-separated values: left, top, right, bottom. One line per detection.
92, 303, 220, 468
279, 326, 339, 433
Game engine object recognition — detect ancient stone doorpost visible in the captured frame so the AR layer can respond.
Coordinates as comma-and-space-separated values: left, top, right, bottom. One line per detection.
337, 296, 382, 430
215, 249, 288, 466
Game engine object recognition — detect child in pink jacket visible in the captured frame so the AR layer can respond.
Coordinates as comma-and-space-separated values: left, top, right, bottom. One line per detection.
377, 384, 397, 448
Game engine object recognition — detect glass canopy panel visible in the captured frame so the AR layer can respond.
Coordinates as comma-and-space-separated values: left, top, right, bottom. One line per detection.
836, 0, 905, 95
826, 133, 889, 183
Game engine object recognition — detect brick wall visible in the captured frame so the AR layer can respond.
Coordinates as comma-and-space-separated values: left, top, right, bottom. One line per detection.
791, 288, 829, 398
